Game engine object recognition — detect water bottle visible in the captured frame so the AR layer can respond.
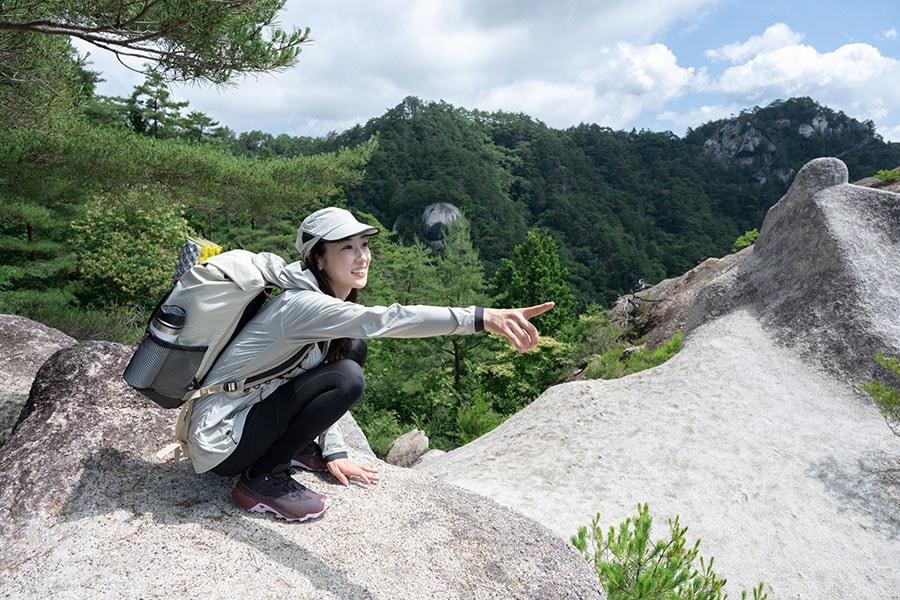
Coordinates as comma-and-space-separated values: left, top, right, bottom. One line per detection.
124, 304, 185, 390
149, 305, 185, 343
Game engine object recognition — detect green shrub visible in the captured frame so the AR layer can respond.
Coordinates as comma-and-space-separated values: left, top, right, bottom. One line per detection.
568, 308, 624, 364
731, 229, 759, 253
874, 168, 900, 182
860, 353, 900, 436
572, 504, 767, 600
584, 331, 683, 380
474, 334, 570, 414
70, 184, 191, 306
456, 390, 503, 444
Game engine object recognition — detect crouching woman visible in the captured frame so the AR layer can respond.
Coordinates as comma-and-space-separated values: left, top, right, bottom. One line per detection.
185, 207, 554, 521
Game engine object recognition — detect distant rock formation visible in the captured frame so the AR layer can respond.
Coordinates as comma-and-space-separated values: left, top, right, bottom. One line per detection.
703, 120, 777, 167
422, 202, 462, 251
701, 100, 874, 184
0, 333, 603, 598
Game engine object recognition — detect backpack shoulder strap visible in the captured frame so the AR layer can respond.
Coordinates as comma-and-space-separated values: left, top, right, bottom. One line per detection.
182, 342, 315, 402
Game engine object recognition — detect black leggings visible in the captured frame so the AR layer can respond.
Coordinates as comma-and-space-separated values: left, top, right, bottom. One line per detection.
211, 340, 367, 477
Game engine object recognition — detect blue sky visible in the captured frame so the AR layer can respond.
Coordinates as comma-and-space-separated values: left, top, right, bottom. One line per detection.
80, 0, 900, 142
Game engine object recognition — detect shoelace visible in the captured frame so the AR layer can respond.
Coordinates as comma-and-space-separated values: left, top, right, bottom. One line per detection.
271, 472, 309, 497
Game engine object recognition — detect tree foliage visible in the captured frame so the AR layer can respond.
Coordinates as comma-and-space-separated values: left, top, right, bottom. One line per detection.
319, 97, 530, 273
127, 68, 190, 138
0, 71, 376, 323
0, 29, 87, 128
572, 504, 768, 600
860, 353, 900, 437
70, 184, 191, 303
491, 229, 577, 337
0, 0, 309, 84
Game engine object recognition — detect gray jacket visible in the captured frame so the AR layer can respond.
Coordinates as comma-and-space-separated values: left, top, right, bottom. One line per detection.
187, 260, 482, 473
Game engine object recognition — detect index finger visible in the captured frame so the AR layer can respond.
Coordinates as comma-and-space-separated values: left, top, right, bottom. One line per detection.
522, 302, 555, 320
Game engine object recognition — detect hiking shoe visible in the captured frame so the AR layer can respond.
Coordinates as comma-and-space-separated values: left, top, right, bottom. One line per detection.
290, 441, 328, 472
231, 464, 329, 521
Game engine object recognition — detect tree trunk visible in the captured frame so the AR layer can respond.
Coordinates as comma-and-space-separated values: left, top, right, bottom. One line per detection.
27, 223, 36, 261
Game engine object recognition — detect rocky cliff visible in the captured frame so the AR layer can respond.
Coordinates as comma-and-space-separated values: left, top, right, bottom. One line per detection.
698, 98, 876, 184
420, 158, 900, 599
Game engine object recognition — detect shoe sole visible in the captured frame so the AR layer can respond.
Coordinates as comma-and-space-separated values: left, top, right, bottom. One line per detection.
232, 485, 330, 522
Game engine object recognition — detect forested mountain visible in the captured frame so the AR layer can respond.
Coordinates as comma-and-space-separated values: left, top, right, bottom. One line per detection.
64, 83, 897, 308
290, 96, 900, 306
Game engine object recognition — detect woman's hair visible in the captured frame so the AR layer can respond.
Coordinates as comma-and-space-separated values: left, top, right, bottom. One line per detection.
306, 240, 357, 362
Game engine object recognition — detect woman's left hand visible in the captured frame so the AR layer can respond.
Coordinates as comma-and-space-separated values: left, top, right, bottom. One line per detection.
326, 457, 381, 485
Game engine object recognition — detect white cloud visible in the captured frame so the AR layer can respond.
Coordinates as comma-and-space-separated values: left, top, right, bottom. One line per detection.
706, 23, 804, 63
879, 123, 900, 144
473, 42, 694, 130
657, 103, 737, 131
73, 3, 900, 142
704, 38, 900, 122
181, 0, 708, 135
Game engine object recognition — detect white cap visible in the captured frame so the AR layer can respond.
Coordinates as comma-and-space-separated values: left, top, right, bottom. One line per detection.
295, 207, 380, 259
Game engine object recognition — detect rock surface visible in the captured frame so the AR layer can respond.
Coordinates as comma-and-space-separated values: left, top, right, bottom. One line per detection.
422, 202, 462, 251
0, 314, 75, 446
0, 339, 603, 599
420, 158, 900, 599
687, 157, 900, 381
613, 249, 748, 350
384, 428, 430, 467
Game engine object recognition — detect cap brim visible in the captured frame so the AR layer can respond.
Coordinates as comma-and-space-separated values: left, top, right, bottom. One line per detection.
321, 223, 380, 241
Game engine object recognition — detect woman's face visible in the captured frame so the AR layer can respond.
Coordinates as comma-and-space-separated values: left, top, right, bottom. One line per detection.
317, 234, 372, 299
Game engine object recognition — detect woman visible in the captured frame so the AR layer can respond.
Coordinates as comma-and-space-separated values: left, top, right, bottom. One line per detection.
186, 207, 553, 521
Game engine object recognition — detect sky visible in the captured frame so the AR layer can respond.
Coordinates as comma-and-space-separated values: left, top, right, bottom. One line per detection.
78, 0, 900, 141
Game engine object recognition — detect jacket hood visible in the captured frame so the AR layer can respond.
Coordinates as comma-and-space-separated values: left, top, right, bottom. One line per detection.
250, 251, 323, 292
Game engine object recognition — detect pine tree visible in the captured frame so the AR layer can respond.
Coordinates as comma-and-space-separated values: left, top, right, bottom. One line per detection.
491, 229, 577, 337
127, 70, 189, 139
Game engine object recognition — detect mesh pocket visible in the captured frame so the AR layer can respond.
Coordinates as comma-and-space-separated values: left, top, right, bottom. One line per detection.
124, 335, 207, 406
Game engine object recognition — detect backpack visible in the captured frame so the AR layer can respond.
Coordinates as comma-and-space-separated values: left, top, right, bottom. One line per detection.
123, 242, 312, 410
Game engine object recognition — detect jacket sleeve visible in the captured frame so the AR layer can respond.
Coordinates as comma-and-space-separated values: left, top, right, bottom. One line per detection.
318, 424, 348, 462
276, 291, 483, 347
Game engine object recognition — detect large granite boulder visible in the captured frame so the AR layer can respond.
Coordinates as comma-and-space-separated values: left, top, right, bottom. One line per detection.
421, 158, 900, 599
0, 337, 603, 599
624, 162, 900, 353
686, 157, 900, 383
